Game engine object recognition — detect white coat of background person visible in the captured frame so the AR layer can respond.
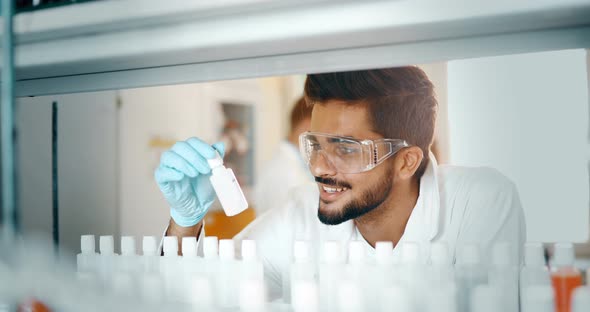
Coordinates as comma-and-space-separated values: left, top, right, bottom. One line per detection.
254, 97, 314, 216
155, 66, 526, 302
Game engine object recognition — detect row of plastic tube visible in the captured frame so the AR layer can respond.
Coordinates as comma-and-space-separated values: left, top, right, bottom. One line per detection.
76, 235, 590, 312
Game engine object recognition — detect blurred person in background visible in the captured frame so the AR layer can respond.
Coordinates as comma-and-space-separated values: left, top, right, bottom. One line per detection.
254, 96, 314, 216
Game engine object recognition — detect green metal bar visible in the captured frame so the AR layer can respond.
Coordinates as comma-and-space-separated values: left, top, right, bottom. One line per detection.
2, 0, 18, 236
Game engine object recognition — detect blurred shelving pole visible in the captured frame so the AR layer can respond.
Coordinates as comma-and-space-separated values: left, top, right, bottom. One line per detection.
1, 0, 18, 238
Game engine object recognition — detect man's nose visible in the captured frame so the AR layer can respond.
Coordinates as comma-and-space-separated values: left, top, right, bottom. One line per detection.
311, 151, 337, 177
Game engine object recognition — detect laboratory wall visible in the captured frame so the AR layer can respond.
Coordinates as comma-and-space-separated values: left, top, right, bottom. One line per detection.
447, 49, 590, 244
17, 92, 119, 256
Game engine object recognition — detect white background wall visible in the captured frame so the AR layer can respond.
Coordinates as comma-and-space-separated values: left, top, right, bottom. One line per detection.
447, 49, 589, 243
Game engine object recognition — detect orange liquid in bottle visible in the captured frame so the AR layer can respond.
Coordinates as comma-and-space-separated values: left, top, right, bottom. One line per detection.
551, 269, 583, 312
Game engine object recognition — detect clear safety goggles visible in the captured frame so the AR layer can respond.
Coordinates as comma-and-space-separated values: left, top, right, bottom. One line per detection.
299, 132, 409, 174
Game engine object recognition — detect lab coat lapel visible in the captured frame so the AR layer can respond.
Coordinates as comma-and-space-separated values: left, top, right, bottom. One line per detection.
399, 152, 442, 244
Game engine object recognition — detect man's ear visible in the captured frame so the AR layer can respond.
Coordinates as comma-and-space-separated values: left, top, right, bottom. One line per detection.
393, 146, 423, 180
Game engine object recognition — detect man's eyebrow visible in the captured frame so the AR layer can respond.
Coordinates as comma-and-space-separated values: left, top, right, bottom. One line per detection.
327, 136, 353, 143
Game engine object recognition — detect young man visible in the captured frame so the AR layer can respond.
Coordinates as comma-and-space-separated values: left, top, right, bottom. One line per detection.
155, 66, 526, 299
254, 96, 314, 216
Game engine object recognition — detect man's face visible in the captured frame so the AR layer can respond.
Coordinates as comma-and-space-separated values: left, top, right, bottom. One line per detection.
309, 101, 394, 225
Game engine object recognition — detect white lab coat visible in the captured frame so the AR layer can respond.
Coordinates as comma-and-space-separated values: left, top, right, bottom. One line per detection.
254, 140, 314, 216
233, 154, 526, 299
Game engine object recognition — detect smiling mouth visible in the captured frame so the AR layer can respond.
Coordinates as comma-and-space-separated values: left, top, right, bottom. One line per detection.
321, 185, 349, 193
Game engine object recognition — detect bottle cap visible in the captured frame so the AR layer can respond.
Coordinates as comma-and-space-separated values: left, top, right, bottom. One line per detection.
492, 242, 513, 267
241, 240, 257, 261
430, 242, 451, 266
293, 240, 310, 263
203, 236, 219, 259
81, 235, 95, 254
553, 243, 575, 267
457, 243, 480, 265
375, 241, 393, 265
182, 237, 198, 257
219, 239, 235, 261
120, 236, 136, 256
142, 236, 157, 256
348, 241, 365, 264
99, 235, 115, 255
400, 241, 420, 264
239, 279, 267, 312
572, 286, 590, 312
322, 241, 342, 264
524, 242, 545, 267
206, 151, 224, 169
163, 236, 178, 256
523, 285, 555, 312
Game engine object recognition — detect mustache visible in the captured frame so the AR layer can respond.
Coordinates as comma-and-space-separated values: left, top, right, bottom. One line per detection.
314, 176, 351, 189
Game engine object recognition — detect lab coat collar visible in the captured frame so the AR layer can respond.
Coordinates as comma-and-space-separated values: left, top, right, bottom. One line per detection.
321, 152, 442, 244
403, 151, 441, 242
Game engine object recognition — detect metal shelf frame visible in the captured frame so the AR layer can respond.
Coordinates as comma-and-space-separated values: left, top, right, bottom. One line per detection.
1, 0, 590, 235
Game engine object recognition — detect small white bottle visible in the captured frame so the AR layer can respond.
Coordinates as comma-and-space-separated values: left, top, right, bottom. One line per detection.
287, 240, 316, 304
218, 239, 239, 308
488, 242, 518, 312
141, 236, 160, 274
77, 235, 98, 273
203, 236, 220, 306
455, 243, 488, 312
522, 285, 555, 312
319, 241, 344, 311
399, 241, 425, 310
241, 239, 264, 282
572, 286, 590, 312
181, 236, 201, 274
181, 236, 202, 302
346, 240, 366, 282
118, 236, 138, 274
520, 242, 551, 312
345, 241, 367, 307
98, 235, 118, 284
207, 151, 248, 216
370, 241, 396, 311
161, 236, 182, 302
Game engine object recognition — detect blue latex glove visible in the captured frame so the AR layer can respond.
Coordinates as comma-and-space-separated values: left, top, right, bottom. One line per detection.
155, 138, 225, 227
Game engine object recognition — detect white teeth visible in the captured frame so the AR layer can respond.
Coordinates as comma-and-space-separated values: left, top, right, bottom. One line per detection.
322, 185, 348, 193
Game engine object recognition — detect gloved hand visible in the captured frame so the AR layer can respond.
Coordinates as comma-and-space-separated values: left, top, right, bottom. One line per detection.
155, 138, 225, 227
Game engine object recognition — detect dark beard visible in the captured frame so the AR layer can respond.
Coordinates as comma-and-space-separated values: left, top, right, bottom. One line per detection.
317, 171, 393, 225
